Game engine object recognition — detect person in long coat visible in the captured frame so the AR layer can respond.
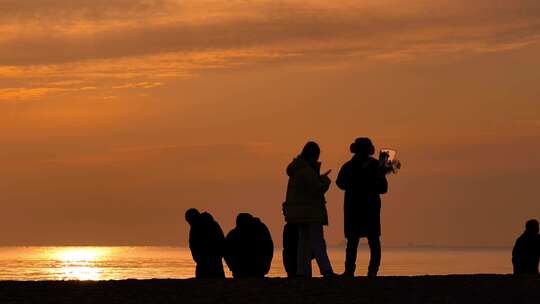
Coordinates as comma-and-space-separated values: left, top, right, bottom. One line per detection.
224, 213, 274, 278
336, 138, 388, 277
185, 208, 226, 278
283, 141, 335, 277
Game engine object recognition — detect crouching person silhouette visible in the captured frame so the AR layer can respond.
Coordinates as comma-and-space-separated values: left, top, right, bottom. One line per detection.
185, 208, 226, 278
224, 213, 274, 278
512, 219, 540, 275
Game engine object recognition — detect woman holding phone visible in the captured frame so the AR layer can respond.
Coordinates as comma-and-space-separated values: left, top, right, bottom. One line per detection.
336, 137, 389, 278
282, 141, 335, 277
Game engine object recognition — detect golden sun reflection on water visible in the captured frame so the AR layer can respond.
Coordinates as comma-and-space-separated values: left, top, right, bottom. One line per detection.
58, 265, 101, 281
49, 247, 111, 281
0, 247, 513, 281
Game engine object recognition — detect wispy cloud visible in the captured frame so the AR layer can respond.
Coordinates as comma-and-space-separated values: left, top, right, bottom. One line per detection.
2, 1, 539, 64
0, 86, 97, 101
112, 82, 162, 89
1, 0, 539, 99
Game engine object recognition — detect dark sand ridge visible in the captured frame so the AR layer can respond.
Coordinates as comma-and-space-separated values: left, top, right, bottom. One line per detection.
1, 275, 539, 304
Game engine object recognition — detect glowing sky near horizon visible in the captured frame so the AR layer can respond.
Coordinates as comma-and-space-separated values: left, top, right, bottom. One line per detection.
1, 0, 539, 247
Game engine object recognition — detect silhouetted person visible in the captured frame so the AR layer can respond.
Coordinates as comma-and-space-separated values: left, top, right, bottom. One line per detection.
283, 141, 335, 277
282, 222, 299, 277
337, 138, 388, 278
185, 208, 226, 278
224, 213, 274, 278
512, 219, 540, 275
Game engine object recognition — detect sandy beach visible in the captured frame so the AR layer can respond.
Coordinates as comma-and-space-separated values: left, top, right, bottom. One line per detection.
1, 275, 539, 304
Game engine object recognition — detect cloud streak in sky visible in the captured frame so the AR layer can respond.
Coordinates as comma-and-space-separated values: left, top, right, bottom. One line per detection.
1, 0, 540, 99
0, 86, 97, 101
2, 1, 540, 64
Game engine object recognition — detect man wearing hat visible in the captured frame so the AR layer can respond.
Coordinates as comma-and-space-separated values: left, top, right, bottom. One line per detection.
336, 138, 389, 278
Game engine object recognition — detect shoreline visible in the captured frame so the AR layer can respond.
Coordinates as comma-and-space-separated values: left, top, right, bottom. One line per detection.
1, 275, 539, 304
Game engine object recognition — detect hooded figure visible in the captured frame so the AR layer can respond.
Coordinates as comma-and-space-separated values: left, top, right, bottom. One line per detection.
283, 141, 334, 277
283, 144, 329, 225
337, 138, 388, 277
185, 208, 226, 278
512, 219, 540, 275
224, 213, 274, 278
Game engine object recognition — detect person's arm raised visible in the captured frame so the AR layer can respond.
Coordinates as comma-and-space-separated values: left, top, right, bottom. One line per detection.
320, 172, 331, 194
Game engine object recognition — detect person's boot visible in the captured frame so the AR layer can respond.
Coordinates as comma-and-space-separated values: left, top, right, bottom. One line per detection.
322, 271, 338, 278
341, 271, 354, 278
367, 261, 379, 278
367, 270, 378, 278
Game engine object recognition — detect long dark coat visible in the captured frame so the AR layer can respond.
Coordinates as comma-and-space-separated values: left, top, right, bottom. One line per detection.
336, 156, 388, 238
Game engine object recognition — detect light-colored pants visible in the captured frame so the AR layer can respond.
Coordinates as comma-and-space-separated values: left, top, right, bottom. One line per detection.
296, 223, 333, 277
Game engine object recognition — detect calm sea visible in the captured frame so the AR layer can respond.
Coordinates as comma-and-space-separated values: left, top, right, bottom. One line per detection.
0, 246, 512, 281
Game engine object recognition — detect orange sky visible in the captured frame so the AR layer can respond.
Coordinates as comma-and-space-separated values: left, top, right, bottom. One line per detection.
1, 0, 539, 247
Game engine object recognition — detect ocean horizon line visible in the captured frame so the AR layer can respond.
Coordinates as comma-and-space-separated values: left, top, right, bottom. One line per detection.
0, 244, 513, 251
